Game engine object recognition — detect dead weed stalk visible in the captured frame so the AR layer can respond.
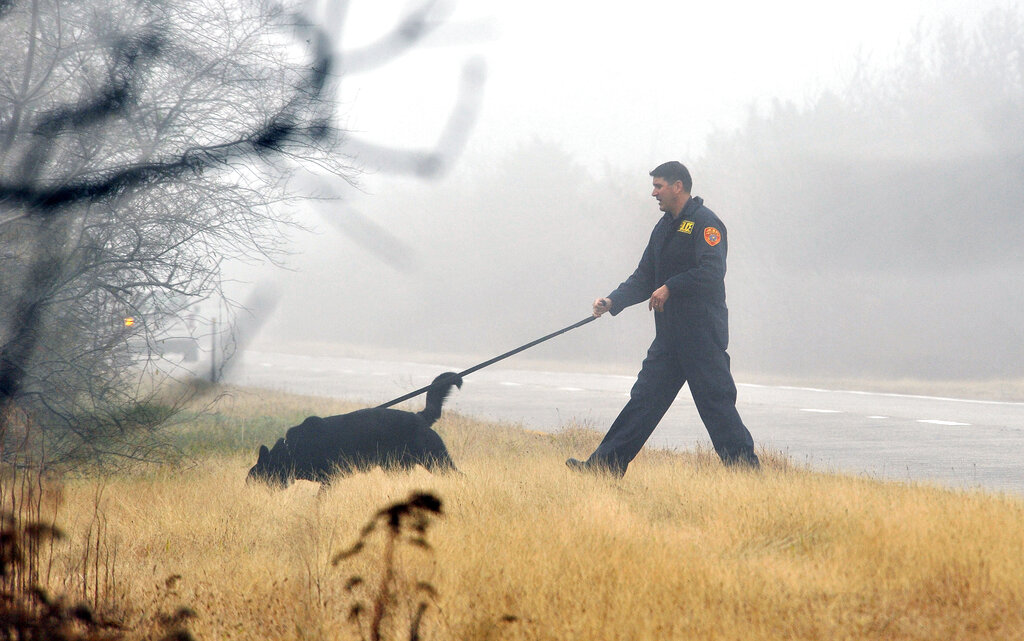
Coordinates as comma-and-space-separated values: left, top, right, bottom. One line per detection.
332, 492, 444, 641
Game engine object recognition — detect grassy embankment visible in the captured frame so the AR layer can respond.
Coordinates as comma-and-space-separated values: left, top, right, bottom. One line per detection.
6, 384, 1024, 641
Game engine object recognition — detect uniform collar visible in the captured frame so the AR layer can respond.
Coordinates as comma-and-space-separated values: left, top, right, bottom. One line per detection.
675, 195, 702, 219
661, 196, 702, 226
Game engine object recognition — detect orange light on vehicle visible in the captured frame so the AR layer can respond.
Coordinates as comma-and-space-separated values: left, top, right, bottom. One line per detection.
123, 317, 135, 327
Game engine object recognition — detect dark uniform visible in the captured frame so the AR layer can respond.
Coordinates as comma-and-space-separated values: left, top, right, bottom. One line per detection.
585, 195, 758, 475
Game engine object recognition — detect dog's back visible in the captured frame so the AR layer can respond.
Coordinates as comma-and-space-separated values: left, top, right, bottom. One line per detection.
286, 408, 436, 479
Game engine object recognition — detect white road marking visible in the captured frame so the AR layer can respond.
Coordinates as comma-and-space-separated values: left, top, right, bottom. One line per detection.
500, 381, 522, 387
800, 408, 843, 414
917, 419, 971, 426
558, 387, 585, 392
741, 383, 1024, 407
867, 415, 890, 419
775, 385, 833, 393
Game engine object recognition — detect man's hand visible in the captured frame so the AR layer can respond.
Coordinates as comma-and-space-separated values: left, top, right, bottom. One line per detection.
649, 285, 670, 312
593, 297, 612, 317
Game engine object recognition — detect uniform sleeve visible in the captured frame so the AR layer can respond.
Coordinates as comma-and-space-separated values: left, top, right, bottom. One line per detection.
607, 233, 657, 315
664, 214, 727, 298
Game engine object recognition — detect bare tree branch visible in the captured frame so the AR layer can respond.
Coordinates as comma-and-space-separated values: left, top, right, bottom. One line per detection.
0, 0, 486, 467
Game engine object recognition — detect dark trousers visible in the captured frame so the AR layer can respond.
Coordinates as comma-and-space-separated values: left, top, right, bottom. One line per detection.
587, 341, 758, 475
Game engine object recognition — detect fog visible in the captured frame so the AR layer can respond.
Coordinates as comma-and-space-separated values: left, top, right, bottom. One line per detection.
235, 2, 1024, 383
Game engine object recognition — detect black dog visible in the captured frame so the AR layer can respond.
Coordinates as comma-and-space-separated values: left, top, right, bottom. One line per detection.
247, 372, 462, 488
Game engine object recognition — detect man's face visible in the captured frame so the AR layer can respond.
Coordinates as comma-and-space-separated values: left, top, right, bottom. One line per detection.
652, 177, 685, 215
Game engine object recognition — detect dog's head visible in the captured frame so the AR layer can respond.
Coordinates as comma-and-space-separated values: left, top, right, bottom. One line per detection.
246, 438, 294, 488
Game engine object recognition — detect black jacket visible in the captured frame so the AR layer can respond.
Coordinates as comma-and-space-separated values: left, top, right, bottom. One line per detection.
607, 195, 730, 351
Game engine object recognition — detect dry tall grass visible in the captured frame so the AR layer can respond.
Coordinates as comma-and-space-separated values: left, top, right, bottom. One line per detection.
10, 386, 1024, 640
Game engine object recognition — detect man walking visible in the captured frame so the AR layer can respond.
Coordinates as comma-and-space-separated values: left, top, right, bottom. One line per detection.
567, 161, 759, 476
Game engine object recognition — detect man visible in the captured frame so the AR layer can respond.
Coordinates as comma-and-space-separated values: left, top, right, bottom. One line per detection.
567, 161, 759, 476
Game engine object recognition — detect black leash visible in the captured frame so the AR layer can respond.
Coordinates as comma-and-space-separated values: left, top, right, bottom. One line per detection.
376, 315, 599, 409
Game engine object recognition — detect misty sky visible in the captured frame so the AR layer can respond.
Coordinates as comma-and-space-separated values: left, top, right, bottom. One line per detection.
338, 0, 1000, 173
229, 0, 1023, 380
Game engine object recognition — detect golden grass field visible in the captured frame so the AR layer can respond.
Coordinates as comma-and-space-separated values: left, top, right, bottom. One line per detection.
7, 384, 1024, 641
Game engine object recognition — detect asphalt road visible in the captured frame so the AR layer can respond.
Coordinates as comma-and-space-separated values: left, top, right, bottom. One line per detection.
223, 349, 1024, 495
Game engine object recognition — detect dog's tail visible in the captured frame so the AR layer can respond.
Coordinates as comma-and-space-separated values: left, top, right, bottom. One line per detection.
418, 372, 462, 424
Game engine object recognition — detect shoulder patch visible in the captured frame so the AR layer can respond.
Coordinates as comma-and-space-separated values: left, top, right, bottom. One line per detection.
703, 227, 722, 246
677, 220, 694, 234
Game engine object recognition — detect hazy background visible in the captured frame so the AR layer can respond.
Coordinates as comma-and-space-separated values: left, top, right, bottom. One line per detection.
231, 0, 1024, 382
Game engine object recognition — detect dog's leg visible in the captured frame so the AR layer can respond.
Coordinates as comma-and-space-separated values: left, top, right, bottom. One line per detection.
417, 429, 459, 474
323, 461, 354, 484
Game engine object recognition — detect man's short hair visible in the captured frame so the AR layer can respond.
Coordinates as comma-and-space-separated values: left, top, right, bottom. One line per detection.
650, 161, 692, 192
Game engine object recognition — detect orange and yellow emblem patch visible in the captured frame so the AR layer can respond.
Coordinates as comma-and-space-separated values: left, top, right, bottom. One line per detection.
704, 227, 722, 246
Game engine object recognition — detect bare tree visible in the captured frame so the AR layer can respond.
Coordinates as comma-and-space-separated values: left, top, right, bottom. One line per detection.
0, 0, 485, 467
